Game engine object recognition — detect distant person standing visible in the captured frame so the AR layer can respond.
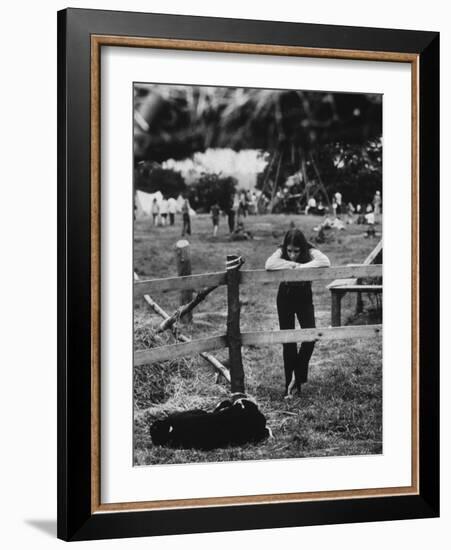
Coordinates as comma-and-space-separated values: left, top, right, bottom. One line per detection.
227, 193, 238, 233
356, 204, 365, 224
238, 191, 247, 218
332, 198, 338, 217
250, 192, 258, 215
181, 197, 191, 236
334, 191, 343, 215
227, 207, 235, 234
373, 190, 382, 223
373, 190, 382, 214
159, 197, 168, 226
245, 191, 252, 214
365, 210, 376, 238
168, 196, 177, 226
151, 198, 159, 226
210, 202, 220, 237
305, 196, 317, 215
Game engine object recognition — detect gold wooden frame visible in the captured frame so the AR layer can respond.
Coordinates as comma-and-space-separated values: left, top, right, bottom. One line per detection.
90, 35, 419, 514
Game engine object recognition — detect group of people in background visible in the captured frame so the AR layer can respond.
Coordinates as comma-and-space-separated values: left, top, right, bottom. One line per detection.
305, 196, 326, 215
144, 191, 259, 239
147, 195, 192, 235
151, 196, 178, 226
345, 190, 382, 226
139, 188, 382, 240
306, 190, 382, 224
311, 190, 382, 242
237, 190, 259, 217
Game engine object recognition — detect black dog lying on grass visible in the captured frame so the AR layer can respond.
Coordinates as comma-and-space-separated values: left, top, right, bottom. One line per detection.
150, 396, 272, 451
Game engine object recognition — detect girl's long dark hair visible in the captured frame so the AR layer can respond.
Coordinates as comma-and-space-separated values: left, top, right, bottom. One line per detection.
281, 228, 313, 264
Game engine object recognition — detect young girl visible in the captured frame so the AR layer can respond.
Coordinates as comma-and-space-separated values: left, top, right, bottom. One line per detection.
265, 228, 330, 398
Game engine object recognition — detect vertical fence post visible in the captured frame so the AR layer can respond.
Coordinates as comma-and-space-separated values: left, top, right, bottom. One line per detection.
226, 254, 245, 394
175, 239, 193, 323
355, 291, 364, 315
331, 291, 343, 327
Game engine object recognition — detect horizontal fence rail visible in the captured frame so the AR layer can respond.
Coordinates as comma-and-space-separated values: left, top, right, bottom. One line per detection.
241, 325, 382, 347
134, 334, 228, 366
134, 271, 226, 296
239, 265, 382, 286
328, 284, 383, 292
134, 325, 381, 366
134, 264, 382, 296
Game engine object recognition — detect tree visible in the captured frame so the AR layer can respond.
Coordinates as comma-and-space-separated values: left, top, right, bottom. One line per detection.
187, 173, 237, 212
134, 85, 382, 162
134, 85, 382, 211
134, 162, 186, 197
314, 139, 382, 205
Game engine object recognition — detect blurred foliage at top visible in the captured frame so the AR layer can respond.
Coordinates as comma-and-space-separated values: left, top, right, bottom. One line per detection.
134, 84, 382, 164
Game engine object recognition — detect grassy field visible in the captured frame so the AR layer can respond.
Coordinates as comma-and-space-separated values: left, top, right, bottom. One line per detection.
133, 212, 382, 466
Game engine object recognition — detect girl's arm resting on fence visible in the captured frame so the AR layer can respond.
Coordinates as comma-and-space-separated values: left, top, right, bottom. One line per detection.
295, 248, 331, 269
265, 247, 330, 270
265, 248, 298, 270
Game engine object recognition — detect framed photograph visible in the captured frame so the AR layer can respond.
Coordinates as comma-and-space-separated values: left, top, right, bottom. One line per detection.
57, 8, 439, 541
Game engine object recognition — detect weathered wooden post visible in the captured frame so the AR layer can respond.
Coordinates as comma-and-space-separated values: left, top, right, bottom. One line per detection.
175, 239, 193, 323
355, 291, 364, 315
331, 290, 343, 327
226, 254, 245, 394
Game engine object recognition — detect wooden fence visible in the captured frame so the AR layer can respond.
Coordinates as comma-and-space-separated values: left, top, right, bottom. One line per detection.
135, 261, 382, 394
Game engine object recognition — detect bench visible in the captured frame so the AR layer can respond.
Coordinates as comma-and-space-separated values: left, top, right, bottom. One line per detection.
327, 240, 382, 326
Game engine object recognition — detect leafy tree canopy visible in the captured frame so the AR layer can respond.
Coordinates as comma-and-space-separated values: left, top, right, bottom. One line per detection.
134, 84, 382, 162
186, 173, 237, 213
134, 162, 186, 198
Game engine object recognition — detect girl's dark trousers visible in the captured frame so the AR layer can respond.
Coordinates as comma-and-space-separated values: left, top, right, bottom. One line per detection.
277, 282, 316, 390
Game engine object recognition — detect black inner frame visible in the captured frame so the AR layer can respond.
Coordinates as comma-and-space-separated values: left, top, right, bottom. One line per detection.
57, 8, 439, 541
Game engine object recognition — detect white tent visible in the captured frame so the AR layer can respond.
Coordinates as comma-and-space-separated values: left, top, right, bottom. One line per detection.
134, 192, 145, 219
135, 190, 163, 217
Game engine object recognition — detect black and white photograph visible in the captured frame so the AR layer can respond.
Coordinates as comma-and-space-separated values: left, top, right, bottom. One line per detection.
0, 0, 445, 545
133, 83, 383, 466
